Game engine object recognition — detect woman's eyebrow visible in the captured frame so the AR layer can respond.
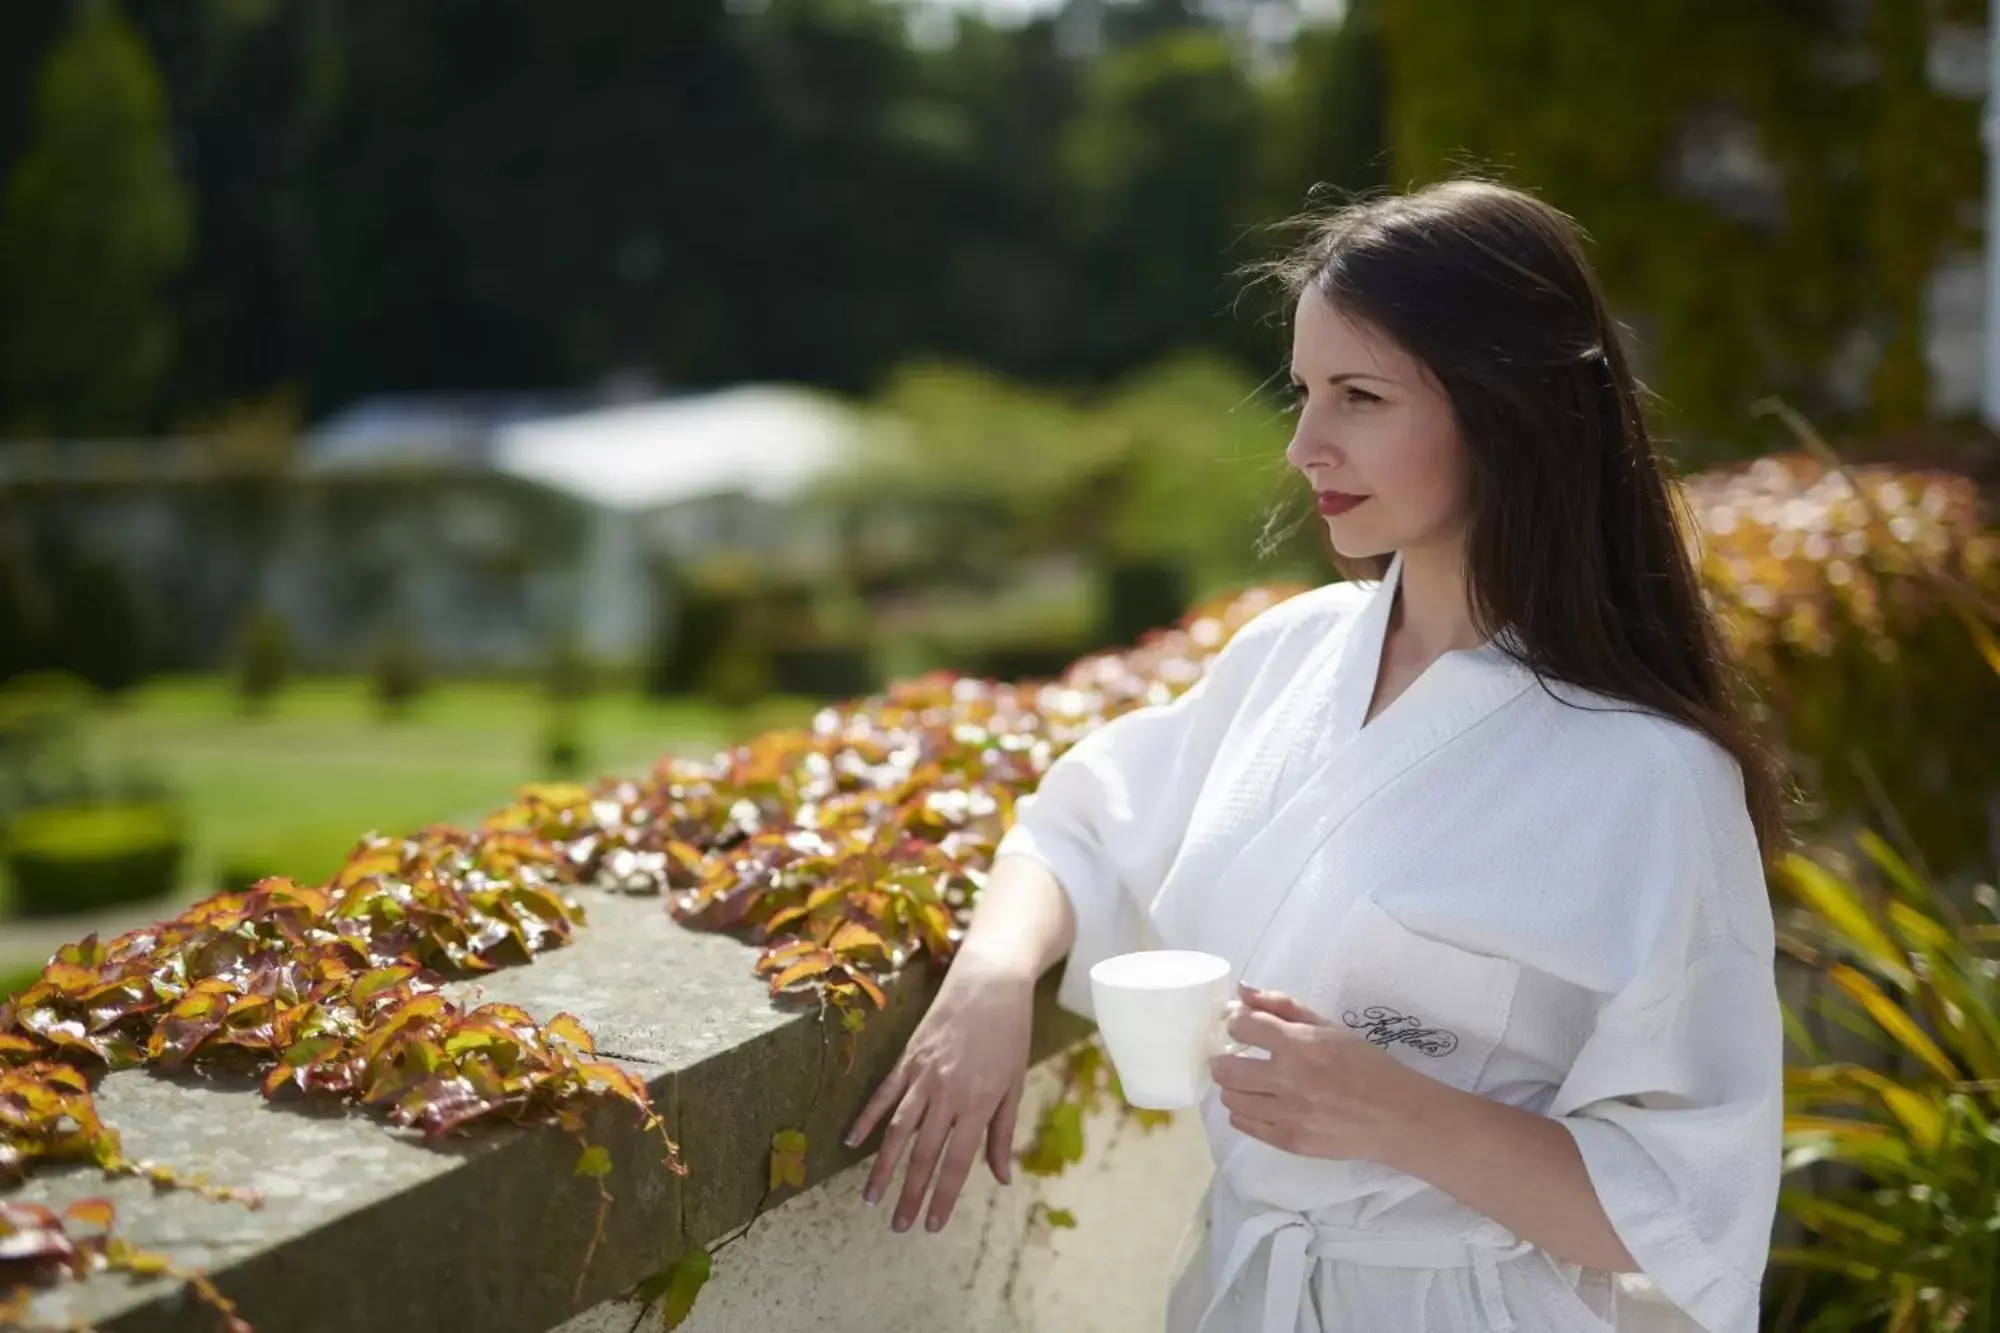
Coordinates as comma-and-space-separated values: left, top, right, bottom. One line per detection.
1288, 369, 1396, 386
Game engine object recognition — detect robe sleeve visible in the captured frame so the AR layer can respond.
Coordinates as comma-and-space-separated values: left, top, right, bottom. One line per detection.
993, 591, 1322, 1020
1545, 738, 1783, 1333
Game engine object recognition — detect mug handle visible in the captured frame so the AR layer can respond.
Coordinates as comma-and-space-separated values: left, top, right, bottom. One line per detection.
1208, 998, 1253, 1060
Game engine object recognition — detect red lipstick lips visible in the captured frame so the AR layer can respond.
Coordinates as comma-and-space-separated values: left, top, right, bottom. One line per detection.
1315, 491, 1367, 516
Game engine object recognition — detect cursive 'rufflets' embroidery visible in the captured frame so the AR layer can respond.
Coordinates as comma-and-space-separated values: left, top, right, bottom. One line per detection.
1342, 1006, 1459, 1057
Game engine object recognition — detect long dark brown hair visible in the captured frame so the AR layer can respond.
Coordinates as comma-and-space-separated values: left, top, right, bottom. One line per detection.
1255, 179, 1791, 862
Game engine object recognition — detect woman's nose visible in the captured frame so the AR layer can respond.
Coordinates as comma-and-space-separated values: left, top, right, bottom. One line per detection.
1285, 425, 1340, 472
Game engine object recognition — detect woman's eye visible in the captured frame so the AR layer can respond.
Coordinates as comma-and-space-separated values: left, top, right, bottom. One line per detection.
1284, 382, 1308, 410
1345, 387, 1381, 405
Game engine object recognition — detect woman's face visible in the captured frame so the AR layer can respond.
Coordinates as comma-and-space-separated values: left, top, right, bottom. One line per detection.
1284, 290, 1471, 561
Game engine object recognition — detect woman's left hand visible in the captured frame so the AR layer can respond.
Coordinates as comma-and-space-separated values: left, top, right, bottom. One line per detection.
1210, 984, 1420, 1162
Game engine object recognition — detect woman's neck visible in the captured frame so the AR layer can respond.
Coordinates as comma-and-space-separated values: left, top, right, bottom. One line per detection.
1389, 542, 1485, 656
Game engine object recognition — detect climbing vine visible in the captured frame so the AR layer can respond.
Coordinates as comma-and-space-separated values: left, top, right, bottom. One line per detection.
0, 582, 1296, 1328
0, 824, 674, 1327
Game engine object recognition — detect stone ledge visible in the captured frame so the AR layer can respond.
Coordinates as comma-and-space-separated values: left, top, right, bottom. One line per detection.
10, 892, 1091, 1332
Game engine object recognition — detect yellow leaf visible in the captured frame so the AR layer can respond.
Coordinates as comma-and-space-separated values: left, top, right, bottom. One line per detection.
1883, 900, 1950, 954
1826, 964, 1958, 1083
829, 921, 885, 958
61, 1198, 116, 1233
805, 881, 849, 912
1949, 602, 2000, 677
769, 1129, 808, 1192
1779, 854, 1911, 988
769, 952, 836, 992
1856, 830, 1936, 910
1874, 1081, 1944, 1151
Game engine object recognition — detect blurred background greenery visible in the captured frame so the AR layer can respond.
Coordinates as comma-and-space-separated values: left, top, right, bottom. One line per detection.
0, 3, 1997, 1321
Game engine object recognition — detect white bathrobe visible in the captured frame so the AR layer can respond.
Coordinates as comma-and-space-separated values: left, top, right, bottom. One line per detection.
993, 552, 1783, 1333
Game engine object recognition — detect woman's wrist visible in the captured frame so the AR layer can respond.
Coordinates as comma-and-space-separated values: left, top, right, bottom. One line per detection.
1357, 1058, 1457, 1172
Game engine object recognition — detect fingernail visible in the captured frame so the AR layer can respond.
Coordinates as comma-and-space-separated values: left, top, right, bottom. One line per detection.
926, 1216, 942, 1233
863, 1188, 878, 1206
843, 1132, 860, 1148
893, 1216, 911, 1233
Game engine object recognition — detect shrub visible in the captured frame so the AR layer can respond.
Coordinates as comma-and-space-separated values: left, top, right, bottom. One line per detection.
539, 708, 587, 779
0, 672, 94, 814
212, 826, 378, 898
3, 801, 183, 918
1684, 448, 2000, 880
1101, 557, 1191, 649
368, 622, 428, 719
1772, 832, 2000, 1330
231, 606, 293, 714
645, 571, 742, 701
0, 544, 45, 685
0, 964, 42, 1002
543, 628, 593, 703
770, 646, 875, 701
42, 556, 151, 696
701, 635, 775, 713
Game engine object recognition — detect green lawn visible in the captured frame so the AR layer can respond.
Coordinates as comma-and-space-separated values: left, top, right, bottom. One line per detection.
1, 678, 818, 945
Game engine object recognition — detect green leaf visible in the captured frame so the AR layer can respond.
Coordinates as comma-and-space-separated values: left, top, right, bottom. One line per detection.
351, 965, 418, 1010
770, 1129, 808, 1191
280, 1035, 344, 1068
574, 1145, 612, 1179
1042, 1207, 1077, 1229
653, 1248, 711, 1330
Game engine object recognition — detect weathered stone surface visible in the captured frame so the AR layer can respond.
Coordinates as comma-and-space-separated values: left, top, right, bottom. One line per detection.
559, 1060, 1213, 1333
8, 892, 1096, 1332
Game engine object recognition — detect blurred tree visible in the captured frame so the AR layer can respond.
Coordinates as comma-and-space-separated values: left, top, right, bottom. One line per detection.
0, 0, 1407, 434
0, 3, 66, 174
45, 553, 152, 695
1096, 350, 1322, 587
0, 0, 192, 436
0, 540, 46, 685
124, 0, 339, 424
1061, 26, 1262, 378
1232, 0, 1390, 373
722, 0, 945, 390
231, 605, 293, 715
1379, 0, 1982, 454
906, 14, 1085, 381
1254, 1, 1387, 222
367, 619, 427, 720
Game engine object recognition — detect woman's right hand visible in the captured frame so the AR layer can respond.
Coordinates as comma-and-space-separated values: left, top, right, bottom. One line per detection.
844, 949, 1037, 1235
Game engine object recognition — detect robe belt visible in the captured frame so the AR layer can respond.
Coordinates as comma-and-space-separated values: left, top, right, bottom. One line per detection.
1196, 1200, 1535, 1333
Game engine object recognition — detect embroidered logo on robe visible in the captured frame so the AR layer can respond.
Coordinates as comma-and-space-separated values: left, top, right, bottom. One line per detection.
1341, 1005, 1459, 1057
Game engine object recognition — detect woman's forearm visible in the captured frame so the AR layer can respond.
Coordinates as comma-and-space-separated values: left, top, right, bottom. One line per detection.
1374, 1074, 1638, 1274
954, 854, 1077, 981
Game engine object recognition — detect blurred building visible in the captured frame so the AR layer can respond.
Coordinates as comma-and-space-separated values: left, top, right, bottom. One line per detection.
0, 385, 864, 672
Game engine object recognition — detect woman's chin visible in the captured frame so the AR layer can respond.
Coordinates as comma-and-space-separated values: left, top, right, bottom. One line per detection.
1324, 521, 1393, 562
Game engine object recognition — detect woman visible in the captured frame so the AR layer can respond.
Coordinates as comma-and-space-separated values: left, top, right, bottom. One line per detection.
845, 180, 1788, 1333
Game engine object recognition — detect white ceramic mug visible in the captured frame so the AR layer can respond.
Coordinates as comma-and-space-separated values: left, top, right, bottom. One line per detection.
1089, 949, 1244, 1110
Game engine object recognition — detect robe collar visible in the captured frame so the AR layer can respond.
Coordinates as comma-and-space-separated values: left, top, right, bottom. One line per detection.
1154, 549, 1539, 979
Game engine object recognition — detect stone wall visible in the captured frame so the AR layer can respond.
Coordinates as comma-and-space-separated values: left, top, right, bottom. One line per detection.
562, 1068, 1211, 1333
7, 892, 1208, 1333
